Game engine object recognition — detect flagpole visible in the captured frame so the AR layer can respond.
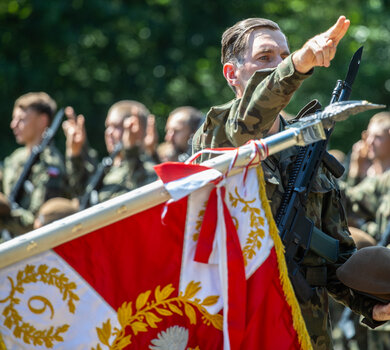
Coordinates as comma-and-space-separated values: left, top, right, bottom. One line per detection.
0, 121, 325, 269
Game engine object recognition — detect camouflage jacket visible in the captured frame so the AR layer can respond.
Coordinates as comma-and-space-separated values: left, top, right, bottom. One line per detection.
0, 145, 68, 236
192, 55, 311, 160
67, 145, 157, 205
343, 170, 390, 240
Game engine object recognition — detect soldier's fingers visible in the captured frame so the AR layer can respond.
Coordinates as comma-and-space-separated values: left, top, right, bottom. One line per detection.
307, 39, 324, 67
65, 106, 76, 121
147, 114, 156, 128
326, 16, 350, 44
124, 116, 140, 133
76, 114, 85, 130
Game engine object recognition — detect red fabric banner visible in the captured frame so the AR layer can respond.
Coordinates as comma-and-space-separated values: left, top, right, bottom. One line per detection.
53, 195, 304, 349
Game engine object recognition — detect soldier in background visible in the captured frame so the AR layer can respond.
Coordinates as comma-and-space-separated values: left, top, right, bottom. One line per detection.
0, 92, 68, 238
63, 100, 157, 206
344, 112, 390, 240
164, 106, 203, 162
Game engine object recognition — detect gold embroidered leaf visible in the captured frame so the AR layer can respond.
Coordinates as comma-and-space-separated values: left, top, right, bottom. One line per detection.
210, 314, 223, 330
131, 321, 148, 335
68, 299, 76, 314
201, 295, 219, 306
159, 284, 175, 300
118, 301, 132, 327
117, 334, 132, 349
154, 285, 162, 302
145, 311, 162, 328
184, 281, 201, 299
168, 302, 183, 315
136, 290, 151, 310
96, 327, 109, 346
154, 307, 173, 316
184, 304, 197, 324
102, 319, 111, 340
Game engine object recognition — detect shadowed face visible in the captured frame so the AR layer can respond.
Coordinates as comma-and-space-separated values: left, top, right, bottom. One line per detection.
165, 112, 192, 153
105, 108, 125, 154
366, 121, 390, 161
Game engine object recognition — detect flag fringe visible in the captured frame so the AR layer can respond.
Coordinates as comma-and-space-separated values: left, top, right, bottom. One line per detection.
0, 332, 6, 350
256, 166, 313, 350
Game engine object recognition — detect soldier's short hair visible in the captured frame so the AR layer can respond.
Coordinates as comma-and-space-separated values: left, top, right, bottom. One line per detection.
221, 18, 282, 66
169, 106, 204, 134
14, 92, 57, 124
369, 111, 390, 131
108, 100, 150, 131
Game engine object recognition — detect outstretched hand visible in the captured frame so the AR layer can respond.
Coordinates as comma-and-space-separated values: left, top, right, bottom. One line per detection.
292, 16, 350, 73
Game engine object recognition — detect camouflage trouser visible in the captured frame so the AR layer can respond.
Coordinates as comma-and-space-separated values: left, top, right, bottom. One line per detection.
368, 330, 390, 350
299, 287, 333, 350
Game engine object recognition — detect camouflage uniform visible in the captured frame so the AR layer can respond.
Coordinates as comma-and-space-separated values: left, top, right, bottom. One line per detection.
67, 145, 157, 204
0, 145, 68, 236
344, 170, 390, 240
343, 172, 390, 349
192, 56, 381, 349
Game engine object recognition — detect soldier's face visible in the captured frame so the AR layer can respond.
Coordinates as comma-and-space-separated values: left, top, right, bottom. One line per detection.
105, 110, 124, 154
10, 107, 47, 146
165, 112, 192, 153
231, 28, 290, 97
366, 122, 390, 161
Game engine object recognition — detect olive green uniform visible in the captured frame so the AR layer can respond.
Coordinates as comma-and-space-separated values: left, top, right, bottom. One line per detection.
67, 145, 157, 205
343, 171, 390, 349
192, 56, 381, 349
344, 170, 390, 240
0, 145, 68, 236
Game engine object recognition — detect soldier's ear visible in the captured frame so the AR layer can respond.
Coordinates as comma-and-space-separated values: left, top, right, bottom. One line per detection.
223, 63, 239, 88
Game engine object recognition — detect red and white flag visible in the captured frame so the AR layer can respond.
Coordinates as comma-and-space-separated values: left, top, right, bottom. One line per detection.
0, 163, 311, 350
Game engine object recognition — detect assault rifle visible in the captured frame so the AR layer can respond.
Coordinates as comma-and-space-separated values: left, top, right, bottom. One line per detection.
8, 108, 65, 209
274, 47, 379, 302
79, 141, 123, 210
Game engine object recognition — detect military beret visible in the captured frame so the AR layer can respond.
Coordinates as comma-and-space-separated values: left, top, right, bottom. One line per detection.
336, 246, 390, 302
37, 197, 79, 226
349, 226, 377, 250
0, 192, 11, 217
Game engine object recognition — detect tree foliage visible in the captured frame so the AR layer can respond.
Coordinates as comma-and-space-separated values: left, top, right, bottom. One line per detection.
0, 0, 389, 158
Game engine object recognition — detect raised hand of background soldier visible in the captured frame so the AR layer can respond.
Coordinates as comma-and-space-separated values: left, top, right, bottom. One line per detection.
122, 115, 143, 150
143, 114, 158, 157
292, 15, 350, 73
62, 106, 87, 157
348, 131, 372, 180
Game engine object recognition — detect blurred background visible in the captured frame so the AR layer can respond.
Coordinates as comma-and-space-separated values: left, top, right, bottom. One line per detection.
1, 0, 389, 158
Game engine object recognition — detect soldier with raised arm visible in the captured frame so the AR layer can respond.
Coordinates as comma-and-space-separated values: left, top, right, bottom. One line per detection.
192, 16, 390, 349
64, 100, 157, 207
